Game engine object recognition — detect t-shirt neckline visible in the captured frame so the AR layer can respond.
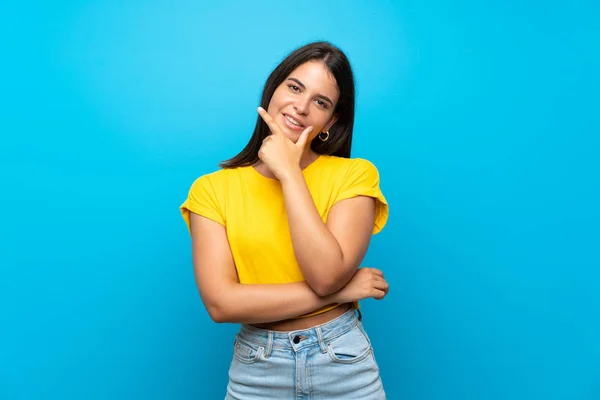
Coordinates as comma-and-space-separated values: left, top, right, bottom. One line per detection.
249, 154, 325, 181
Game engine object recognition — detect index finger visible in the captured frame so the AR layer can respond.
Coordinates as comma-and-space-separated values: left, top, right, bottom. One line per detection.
257, 107, 283, 136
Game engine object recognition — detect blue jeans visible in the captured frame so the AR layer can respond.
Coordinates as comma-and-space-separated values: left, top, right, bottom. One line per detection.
225, 309, 386, 399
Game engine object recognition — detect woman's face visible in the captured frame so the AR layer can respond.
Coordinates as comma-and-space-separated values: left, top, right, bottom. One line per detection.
267, 61, 340, 144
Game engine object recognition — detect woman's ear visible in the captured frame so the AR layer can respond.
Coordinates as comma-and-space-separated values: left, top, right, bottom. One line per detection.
324, 114, 339, 132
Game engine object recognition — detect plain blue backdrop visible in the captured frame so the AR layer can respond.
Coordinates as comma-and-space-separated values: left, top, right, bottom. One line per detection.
1, 0, 599, 399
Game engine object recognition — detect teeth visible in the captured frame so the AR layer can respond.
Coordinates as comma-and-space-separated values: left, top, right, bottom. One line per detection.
285, 115, 302, 126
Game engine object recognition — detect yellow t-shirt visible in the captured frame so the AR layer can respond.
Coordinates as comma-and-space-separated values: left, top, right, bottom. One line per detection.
180, 154, 389, 318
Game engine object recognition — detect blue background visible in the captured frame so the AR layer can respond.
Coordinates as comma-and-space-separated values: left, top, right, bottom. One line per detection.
1, 0, 599, 399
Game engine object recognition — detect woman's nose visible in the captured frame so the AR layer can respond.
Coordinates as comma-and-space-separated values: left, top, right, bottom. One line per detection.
293, 97, 310, 115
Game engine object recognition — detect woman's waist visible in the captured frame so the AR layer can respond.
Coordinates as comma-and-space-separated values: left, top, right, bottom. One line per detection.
240, 305, 360, 350
250, 302, 353, 332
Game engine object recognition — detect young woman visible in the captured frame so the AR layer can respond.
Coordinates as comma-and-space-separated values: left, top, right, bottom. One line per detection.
181, 41, 390, 399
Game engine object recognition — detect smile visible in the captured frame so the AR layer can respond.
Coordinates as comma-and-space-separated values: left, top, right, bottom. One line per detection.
284, 114, 304, 127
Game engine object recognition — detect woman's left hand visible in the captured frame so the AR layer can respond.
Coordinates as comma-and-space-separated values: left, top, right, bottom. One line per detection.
257, 107, 313, 181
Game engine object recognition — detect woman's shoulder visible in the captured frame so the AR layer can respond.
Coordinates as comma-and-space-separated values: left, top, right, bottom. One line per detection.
190, 165, 247, 184
186, 167, 251, 199
319, 155, 381, 176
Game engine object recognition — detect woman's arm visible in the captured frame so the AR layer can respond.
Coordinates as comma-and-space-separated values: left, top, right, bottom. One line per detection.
254, 108, 380, 298
280, 170, 376, 296
191, 212, 334, 323
190, 212, 387, 324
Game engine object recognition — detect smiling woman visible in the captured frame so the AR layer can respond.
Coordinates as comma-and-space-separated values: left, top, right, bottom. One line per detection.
180, 41, 390, 399
266, 62, 338, 141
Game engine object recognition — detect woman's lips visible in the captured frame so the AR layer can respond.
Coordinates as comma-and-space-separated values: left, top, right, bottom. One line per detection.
282, 114, 305, 132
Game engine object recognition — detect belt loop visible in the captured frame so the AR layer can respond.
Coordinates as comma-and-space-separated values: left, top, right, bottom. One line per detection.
264, 331, 273, 358
356, 308, 363, 321
315, 326, 328, 354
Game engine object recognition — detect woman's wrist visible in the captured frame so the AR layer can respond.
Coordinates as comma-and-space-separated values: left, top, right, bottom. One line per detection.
278, 165, 303, 185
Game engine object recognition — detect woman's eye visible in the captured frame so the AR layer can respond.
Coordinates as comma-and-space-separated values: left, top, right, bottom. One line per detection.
316, 99, 328, 109
289, 85, 300, 92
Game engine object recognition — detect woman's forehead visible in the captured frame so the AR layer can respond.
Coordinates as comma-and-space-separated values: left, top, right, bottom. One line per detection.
287, 61, 339, 97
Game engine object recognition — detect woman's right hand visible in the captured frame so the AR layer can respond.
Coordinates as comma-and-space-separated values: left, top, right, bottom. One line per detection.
332, 268, 389, 304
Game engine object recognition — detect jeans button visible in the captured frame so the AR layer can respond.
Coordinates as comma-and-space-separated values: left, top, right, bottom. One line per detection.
293, 335, 301, 344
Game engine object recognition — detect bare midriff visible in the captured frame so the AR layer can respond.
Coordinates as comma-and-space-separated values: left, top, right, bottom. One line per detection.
251, 302, 353, 332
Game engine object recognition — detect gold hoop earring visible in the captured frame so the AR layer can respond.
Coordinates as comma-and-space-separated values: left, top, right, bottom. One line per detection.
319, 131, 330, 142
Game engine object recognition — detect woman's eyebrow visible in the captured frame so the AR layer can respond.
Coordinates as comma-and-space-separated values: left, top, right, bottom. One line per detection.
287, 78, 334, 106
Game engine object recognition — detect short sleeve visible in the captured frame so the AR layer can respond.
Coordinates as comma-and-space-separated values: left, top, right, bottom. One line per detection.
335, 159, 389, 234
180, 174, 225, 234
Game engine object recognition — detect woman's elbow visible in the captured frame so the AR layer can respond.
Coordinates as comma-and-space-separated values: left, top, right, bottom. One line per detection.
311, 278, 344, 297
200, 282, 238, 323
313, 286, 337, 297
205, 301, 231, 323
309, 266, 356, 297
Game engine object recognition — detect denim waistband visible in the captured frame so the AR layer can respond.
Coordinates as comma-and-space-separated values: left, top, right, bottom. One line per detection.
237, 308, 363, 357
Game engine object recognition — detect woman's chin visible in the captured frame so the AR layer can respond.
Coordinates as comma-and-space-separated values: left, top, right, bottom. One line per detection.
283, 130, 300, 143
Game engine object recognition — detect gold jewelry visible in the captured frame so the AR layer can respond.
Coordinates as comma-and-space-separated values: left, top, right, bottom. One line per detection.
319, 131, 330, 141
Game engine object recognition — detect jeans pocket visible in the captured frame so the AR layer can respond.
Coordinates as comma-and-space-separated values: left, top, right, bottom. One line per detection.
233, 338, 264, 364
326, 324, 372, 364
